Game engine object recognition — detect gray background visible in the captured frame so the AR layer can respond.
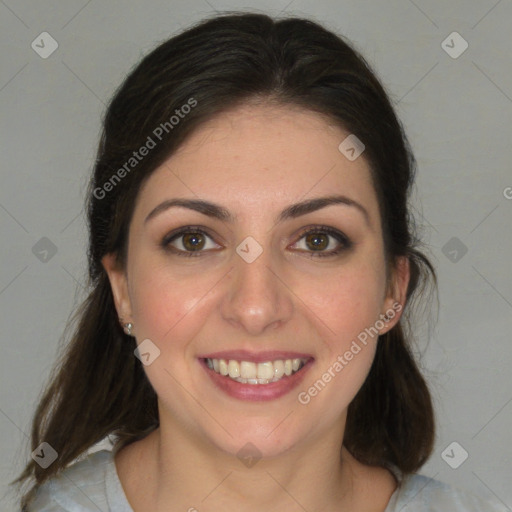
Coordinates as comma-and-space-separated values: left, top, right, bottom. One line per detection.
1, 0, 511, 510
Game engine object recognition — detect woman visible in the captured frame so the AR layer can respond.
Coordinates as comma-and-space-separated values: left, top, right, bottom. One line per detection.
12, 12, 507, 511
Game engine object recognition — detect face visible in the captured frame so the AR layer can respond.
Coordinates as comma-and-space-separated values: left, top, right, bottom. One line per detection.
103, 103, 409, 459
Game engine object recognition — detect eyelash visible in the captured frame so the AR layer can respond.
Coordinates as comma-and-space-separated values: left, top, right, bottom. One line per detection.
161, 225, 352, 258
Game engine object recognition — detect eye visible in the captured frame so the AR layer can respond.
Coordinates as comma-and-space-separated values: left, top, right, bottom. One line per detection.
161, 225, 352, 258
291, 226, 352, 258
161, 227, 221, 257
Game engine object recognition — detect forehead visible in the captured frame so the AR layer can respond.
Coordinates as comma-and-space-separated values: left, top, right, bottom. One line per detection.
170, 102, 353, 172
133, 103, 379, 223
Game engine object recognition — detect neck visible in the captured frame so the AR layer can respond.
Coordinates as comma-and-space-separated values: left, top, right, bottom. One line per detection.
141, 416, 360, 511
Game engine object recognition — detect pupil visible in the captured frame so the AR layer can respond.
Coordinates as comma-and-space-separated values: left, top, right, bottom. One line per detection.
183, 233, 204, 251
306, 233, 328, 251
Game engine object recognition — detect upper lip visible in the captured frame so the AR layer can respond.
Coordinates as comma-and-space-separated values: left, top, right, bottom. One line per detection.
198, 350, 314, 363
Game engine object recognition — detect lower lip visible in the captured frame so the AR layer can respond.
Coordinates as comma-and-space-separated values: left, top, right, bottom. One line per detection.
199, 358, 314, 401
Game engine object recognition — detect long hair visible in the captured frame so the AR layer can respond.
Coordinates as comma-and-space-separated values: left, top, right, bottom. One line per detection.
12, 12, 436, 508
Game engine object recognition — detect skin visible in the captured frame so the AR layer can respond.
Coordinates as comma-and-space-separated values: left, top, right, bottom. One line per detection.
103, 102, 410, 512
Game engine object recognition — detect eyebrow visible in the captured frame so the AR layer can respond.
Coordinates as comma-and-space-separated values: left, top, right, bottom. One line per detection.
144, 195, 370, 226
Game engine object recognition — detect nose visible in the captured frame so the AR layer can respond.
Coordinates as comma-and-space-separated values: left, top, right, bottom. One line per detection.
220, 246, 294, 336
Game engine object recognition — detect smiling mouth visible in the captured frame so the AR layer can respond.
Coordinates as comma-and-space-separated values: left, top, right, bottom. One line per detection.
203, 357, 309, 384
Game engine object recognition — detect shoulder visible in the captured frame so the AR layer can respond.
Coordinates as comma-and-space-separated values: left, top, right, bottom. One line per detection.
389, 472, 509, 512
25, 450, 114, 511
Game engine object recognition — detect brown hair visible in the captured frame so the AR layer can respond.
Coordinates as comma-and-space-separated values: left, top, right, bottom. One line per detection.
12, 12, 436, 508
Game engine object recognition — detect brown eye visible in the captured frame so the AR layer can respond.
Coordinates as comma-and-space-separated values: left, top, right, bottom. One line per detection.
182, 232, 206, 251
291, 226, 352, 258
162, 227, 221, 257
304, 232, 329, 251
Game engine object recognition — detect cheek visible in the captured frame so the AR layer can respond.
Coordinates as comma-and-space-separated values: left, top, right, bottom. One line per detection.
128, 263, 214, 345
295, 263, 384, 416
295, 258, 387, 349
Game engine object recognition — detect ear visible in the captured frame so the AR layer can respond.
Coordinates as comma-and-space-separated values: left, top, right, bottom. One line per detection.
379, 256, 410, 334
102, 252, 133, 326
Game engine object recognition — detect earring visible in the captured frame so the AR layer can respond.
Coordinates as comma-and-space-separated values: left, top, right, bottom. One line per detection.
123, 322, 134, 336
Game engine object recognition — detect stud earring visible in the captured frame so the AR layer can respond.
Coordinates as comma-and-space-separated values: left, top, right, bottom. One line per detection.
123, 322, 134, 336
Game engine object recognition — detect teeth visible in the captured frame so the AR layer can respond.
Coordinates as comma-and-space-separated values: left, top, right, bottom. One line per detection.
274, 360, 285, 379
205, 357, 308, 384
257, 362, 274, 380
228, 360, 240, 378
240, 361, 256, 379
219, 359, 229, 376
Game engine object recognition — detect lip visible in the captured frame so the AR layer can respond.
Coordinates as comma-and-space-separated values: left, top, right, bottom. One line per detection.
198, 356, 314, 402
197, 350, 313, 364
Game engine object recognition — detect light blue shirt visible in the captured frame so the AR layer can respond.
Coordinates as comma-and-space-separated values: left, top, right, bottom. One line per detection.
26, 449, 509, 511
